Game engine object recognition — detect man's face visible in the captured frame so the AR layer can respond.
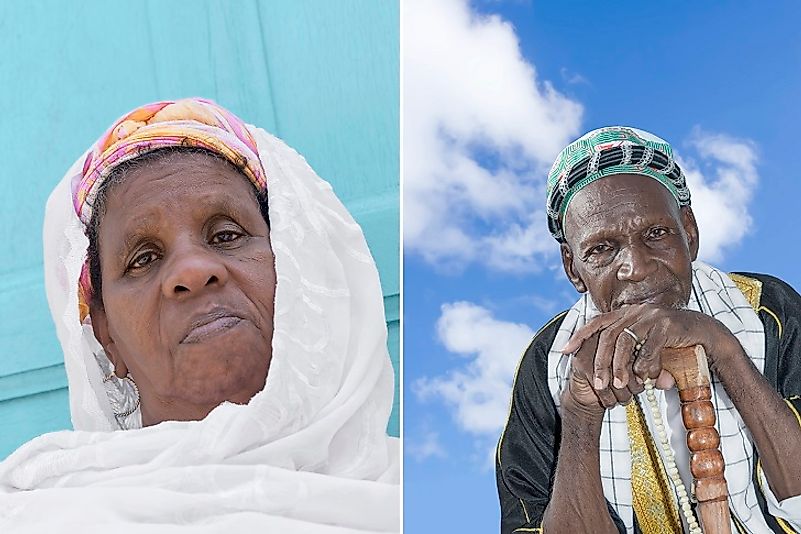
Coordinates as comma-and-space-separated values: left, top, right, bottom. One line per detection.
560, 174, 699, 313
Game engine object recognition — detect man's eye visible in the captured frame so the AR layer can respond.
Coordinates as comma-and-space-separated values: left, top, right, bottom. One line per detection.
647, 227, 669, 239
128, 251, 158, 271
211, 230, 243, 244
588, 244, 611, 256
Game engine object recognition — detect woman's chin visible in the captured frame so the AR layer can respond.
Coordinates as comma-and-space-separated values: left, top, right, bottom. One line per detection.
164, 347, 270, 409
144, 373, 267, 425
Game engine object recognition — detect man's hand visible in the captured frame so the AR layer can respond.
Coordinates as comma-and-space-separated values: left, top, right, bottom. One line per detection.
560, 304, 744, 415
562, 330, 645, 419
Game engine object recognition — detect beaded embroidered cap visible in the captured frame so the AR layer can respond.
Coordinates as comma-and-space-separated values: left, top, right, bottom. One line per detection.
546, 126, 690, 242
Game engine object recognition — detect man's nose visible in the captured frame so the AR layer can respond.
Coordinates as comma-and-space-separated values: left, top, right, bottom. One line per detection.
616, 243, 657, 282
162, 243, 229, 299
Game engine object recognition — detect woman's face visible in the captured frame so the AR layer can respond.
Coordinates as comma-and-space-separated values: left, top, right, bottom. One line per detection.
90, 152, 275, 426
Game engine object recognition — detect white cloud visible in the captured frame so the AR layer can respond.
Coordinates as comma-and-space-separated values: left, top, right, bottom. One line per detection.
415, 302, 535, 436
405, 431, 446, 462
559, 67, 589, 86
403, 0, 582, 272
679, 128, 759, 263
403, 0, 760, 273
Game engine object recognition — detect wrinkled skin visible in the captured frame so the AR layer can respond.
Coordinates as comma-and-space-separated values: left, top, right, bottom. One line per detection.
561, 174, 697, 314
543, 174, 801, 532
90, 152, 276, 426
558, 174, 709, 412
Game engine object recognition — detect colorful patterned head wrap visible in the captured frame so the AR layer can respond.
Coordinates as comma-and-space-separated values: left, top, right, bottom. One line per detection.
72, 98, 267, 318
72, 97, 267, 226
546, 126, 690, 242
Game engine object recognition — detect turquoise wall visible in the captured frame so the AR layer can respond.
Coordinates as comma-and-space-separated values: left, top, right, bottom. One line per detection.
0, 0, 399, 458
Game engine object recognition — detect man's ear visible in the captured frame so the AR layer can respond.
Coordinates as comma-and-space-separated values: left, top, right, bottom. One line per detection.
681, 206, 700, 261
89, 305, 128, 378
560, 242, 587, 293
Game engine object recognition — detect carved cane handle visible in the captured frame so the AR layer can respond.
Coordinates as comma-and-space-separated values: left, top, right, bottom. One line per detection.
661, 345, 732, 534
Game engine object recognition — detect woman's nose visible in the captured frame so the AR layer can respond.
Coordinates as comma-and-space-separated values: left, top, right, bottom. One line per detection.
616, 244, 657, 282
162, 244, 229, 298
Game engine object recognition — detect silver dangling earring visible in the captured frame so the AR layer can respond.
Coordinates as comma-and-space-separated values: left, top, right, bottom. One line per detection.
103, 372, 141, 420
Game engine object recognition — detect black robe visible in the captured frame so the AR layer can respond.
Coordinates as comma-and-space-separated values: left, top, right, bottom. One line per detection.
496, 272, 801, 533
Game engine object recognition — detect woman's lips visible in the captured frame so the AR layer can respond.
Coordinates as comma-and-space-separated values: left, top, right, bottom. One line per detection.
182, 313, 243, 344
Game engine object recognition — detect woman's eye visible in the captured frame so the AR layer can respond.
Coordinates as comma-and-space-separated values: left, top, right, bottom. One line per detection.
128, 251, 158, 271
211, 230, 243, 244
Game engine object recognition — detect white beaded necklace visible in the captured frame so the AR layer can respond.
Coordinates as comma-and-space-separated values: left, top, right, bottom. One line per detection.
643, 378, 702, 534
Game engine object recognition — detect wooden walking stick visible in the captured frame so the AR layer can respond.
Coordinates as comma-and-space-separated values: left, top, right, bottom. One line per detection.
661, 345, 732, 534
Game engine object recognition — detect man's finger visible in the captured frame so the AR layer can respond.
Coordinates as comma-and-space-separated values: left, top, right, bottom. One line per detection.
628, 375, 645, 396
593, 318, 628, 389
632, 325, 665, 381
594, 385, 619, 409
562, 310, 627, 354
611, 325, 638, 389
611, 384, 634, 406
654, 369, 676, 390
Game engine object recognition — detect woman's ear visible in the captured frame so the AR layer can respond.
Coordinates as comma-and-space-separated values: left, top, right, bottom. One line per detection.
89, 305, 128, 378
561, 242, 587, 293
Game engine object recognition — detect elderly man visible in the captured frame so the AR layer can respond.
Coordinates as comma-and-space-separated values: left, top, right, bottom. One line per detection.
496, 127, 801, 533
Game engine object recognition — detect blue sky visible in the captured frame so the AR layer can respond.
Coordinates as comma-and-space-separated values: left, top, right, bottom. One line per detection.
403, 1, 801, 531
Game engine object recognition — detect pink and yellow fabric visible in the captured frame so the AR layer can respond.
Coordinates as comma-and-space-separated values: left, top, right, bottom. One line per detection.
72, 98, 267, 225
72, 98, 268, 320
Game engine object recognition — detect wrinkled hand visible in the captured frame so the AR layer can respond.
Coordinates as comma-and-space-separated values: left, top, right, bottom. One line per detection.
560, 304, 740, 416
562, 331, 647, 418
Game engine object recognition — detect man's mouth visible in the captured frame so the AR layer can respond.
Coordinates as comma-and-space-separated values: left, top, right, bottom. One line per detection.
182, 308, 244, 344
613, 289, 671, 309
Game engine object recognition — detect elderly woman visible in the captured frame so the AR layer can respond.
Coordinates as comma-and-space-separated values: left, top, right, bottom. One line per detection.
0, 99, 398, 533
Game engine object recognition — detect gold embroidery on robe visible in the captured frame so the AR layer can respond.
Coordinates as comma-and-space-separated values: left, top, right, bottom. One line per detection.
729, 273, 763, 311
625, 273, 763, 531
626, 399, 682, 533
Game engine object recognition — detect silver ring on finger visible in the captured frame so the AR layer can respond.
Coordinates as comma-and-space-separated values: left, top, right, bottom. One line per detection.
622, 327, 646, 355
622, 327, 641, 344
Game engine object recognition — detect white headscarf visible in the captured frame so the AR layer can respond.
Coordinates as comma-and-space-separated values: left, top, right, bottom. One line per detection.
0, 127, 399, 533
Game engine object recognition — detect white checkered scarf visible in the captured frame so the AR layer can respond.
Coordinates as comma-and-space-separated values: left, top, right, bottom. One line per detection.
548, 262, 771, 532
